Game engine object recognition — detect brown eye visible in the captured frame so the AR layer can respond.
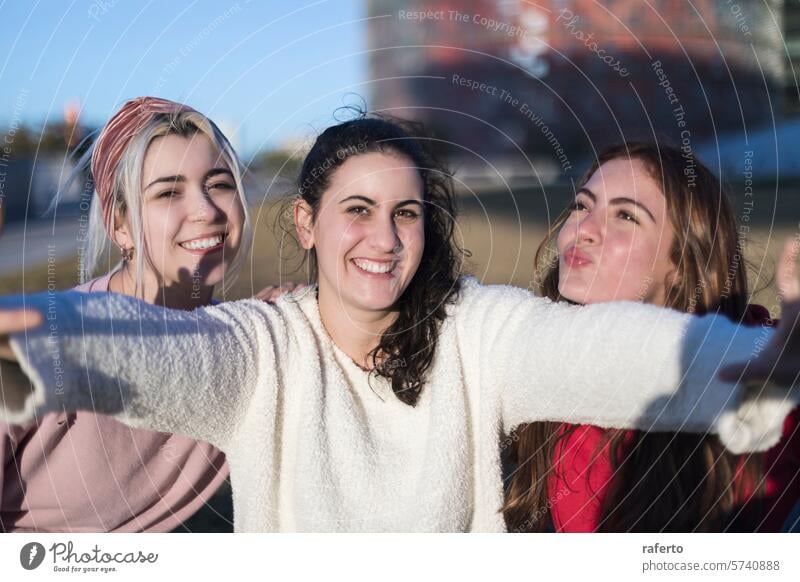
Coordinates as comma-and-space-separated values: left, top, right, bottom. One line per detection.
207, 182, 235, 193
395, 209, 419, 220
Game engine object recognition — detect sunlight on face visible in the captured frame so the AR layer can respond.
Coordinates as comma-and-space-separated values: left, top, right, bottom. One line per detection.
136, 133, 244, 290
306, 152, 425, 316
556, 158, 677, 306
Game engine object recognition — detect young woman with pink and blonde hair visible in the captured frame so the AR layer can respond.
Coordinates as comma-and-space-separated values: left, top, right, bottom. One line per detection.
0, 96, 252, 532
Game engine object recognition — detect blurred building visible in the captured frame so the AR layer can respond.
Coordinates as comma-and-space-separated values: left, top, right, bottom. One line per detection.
367, 0, 785, 180
784, 0, 800, 114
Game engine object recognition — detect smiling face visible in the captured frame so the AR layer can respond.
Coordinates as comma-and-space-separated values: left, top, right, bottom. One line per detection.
556, 157, 677, 306
296, 151, 425, 317
127, 132, 244, 293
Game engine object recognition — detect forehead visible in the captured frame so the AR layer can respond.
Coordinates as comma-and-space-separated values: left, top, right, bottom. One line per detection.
142, 133, 223, 179
324, 152, 423, 202
584, 157, 664, 206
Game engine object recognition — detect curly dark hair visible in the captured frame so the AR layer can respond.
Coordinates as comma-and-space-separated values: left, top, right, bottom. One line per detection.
282, 111, 467, 406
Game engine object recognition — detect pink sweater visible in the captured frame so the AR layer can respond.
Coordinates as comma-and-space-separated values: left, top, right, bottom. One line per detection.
0, 272, 229, 532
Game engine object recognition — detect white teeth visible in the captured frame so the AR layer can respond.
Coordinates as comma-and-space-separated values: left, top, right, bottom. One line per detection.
354, 259, 396, 274
180, 235, 224, 250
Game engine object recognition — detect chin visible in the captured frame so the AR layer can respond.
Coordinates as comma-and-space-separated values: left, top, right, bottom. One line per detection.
558, 281, 589, 305
360, 296, 399, 312
347, 290, 400, 313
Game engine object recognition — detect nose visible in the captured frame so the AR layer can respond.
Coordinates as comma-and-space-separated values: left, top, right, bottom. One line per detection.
368, 212, 402, 254
189, 189, 225, 223
574, 208, 602, 245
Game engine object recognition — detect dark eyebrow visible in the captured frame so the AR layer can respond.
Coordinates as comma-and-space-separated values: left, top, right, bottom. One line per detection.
145, 168, 232, 191
206, 168, 234, 180
394, 199, 424, 210
339, 195, 424, 210
577, 187, 656, 223
339, 195, 375, 205
145, 175, 185, 190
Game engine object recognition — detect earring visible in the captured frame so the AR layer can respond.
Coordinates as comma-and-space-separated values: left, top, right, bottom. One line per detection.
119, 246, 134, 261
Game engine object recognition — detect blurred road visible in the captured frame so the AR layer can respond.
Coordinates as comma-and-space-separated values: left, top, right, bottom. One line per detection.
0, 214, 83, 276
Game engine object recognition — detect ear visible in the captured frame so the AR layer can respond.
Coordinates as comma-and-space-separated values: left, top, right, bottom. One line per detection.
293, 199, 315, 250
112, 210, 133, 251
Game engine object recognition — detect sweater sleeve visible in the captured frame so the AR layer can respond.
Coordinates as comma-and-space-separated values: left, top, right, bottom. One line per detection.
455, 279, 799, 454
0, 291, 282, 450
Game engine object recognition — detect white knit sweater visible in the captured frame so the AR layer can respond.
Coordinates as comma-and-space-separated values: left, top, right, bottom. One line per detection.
1, 277, 796, 532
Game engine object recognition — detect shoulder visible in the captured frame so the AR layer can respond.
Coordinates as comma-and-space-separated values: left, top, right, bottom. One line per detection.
73, 271, 114, 293
449, 276, 554, 316
207, 290, 319, 344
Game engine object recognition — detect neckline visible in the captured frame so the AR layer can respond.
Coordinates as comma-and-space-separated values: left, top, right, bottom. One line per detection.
294, 287, 392, 398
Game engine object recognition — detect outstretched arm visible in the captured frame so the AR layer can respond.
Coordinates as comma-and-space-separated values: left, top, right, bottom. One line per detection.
457, 246, 799, 454
0, 291, 280, 449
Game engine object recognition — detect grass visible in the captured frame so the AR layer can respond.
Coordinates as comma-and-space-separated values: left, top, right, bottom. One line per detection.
0, 195, 792, 314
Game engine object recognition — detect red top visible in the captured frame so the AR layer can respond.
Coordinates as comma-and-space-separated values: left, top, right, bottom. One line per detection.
548, 306, 800, 532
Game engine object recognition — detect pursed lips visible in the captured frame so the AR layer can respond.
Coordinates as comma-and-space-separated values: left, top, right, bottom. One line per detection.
562, 246, 592, 268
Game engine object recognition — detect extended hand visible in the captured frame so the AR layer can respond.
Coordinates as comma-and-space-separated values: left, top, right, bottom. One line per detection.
0, 308, 44, 361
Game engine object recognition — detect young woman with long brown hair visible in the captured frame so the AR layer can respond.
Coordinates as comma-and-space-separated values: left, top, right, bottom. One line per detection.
503, 142, 800, 532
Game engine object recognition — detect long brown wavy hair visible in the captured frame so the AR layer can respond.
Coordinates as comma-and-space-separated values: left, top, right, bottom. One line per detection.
281, 111, 467, 406
503, 142, 765, 532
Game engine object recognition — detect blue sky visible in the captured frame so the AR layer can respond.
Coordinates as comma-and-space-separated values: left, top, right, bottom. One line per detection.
0, 0, 369, 155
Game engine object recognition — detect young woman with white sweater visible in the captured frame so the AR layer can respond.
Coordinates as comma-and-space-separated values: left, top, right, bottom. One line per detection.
0, 113, 799, 532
